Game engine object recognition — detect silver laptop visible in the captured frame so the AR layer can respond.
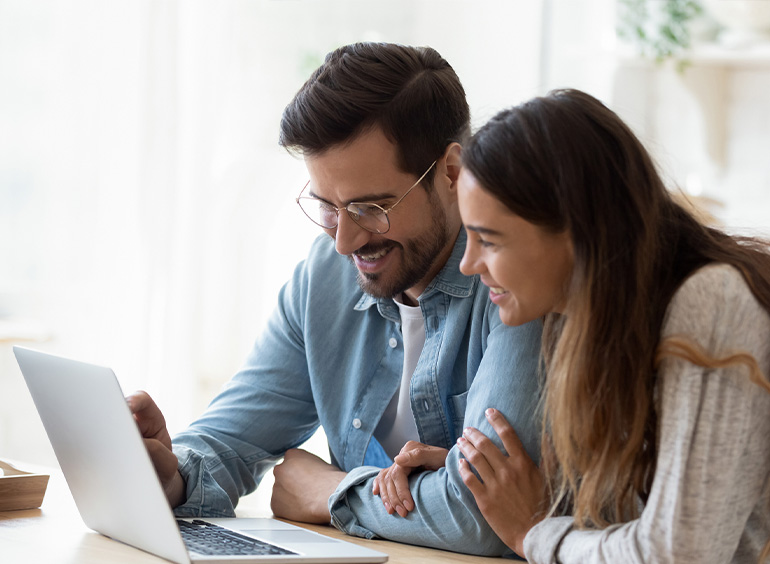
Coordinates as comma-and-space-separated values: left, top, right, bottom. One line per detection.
14, 346, 388, 564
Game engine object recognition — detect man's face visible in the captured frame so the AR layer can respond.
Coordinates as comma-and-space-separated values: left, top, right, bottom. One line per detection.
304, 128, 457, 303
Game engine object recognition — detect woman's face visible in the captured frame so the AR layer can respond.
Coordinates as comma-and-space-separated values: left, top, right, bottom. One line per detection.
458, 168, 574, 326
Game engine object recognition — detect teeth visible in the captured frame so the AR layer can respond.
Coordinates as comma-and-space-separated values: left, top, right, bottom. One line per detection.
358, 249, 389, 261
490, 287, 506, 294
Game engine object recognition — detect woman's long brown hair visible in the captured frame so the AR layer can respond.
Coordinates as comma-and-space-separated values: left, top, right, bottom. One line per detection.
463, 89, 770, 560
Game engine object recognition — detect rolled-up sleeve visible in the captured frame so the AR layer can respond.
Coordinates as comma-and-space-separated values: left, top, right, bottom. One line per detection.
329, 318, 543, 557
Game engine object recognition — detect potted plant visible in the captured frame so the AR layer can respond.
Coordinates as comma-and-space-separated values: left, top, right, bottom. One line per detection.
617, 0, 704, 62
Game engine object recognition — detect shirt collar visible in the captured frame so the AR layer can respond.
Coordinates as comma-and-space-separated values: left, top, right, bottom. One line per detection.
354, 228, 474, 312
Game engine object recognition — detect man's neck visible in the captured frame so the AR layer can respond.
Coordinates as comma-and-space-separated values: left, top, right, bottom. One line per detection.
401, 228, 461, 307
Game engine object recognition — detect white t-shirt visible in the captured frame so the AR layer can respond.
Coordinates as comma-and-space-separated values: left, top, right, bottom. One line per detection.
373, 297, 424, 459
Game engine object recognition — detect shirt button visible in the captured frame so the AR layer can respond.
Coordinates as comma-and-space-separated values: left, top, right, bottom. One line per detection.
352, 418, 362, 429
388, 337, 398, 348
423, 399, 430, 411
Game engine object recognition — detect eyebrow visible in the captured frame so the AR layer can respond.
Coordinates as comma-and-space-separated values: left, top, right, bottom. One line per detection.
465, 224, 504, 236
308, 189, 397, 207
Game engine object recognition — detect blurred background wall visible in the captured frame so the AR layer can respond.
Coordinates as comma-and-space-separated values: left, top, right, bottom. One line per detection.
1, 0, 768, 466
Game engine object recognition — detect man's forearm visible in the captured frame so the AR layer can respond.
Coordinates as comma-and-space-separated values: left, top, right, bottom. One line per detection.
329, 450, 512, 557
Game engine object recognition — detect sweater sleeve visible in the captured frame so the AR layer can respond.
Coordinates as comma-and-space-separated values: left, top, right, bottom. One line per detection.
523, 264, 770, 564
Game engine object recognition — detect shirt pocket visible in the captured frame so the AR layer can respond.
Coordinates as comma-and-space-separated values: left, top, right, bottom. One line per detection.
447, 390, 469, 440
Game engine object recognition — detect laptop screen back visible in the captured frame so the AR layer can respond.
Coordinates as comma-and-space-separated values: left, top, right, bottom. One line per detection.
14, 346, 190, 564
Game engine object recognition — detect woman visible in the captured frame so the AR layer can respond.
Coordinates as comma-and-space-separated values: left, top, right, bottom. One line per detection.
373, 89, 770, 562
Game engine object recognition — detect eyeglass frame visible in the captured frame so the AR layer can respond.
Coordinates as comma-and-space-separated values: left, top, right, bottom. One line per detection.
295, 160, 438, 234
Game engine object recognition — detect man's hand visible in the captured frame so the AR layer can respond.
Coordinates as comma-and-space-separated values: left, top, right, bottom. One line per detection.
271, 449, 347, 524
126, 390, 186, 508
371, 441, 449, 517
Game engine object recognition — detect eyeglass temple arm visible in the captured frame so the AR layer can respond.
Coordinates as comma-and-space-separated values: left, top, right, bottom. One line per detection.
297, 159, 436, 215
296, 179, 312, 202
384, 160, 437, 215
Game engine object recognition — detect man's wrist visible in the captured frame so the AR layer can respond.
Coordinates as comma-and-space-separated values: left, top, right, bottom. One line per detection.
166, 470, 187, 508
317, 469, 347, 523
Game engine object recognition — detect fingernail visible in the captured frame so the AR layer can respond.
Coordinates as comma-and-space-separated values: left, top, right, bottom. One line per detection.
485, 408, 495, 417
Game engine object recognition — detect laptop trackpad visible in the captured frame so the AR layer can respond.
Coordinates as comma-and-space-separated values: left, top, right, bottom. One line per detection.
245, 529, 338, 544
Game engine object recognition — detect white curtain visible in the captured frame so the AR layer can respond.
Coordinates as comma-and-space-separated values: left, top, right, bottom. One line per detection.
1, 0, 617, 463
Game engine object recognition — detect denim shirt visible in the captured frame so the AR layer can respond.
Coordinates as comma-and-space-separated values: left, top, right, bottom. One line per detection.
172, 230, 542, 557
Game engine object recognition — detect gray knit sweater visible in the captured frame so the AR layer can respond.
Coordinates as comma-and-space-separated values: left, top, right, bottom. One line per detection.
524, 264, 770, 563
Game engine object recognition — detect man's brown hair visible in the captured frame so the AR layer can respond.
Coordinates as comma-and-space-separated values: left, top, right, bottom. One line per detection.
279, 42, 470, 184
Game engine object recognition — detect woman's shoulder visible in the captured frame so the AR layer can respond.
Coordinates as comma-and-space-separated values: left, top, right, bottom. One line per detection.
674, 262, 752, 301
663, 263, 770, 358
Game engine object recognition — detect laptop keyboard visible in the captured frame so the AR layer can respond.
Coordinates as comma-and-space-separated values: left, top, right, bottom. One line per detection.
178, 519, 298, 557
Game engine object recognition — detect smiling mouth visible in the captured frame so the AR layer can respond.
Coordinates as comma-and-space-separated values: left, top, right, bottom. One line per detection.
355, 247, 390, 262
350, 244, 396, 275
489, 286, 507, 294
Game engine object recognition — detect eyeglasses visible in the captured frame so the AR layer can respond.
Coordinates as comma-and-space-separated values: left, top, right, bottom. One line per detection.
296, 160, 437, 234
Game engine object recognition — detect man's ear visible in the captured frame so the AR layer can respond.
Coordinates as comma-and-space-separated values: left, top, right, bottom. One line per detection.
439, 142, 463, 189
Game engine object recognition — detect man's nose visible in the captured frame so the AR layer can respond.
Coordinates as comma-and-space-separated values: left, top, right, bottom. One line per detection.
334, 211, 372, 256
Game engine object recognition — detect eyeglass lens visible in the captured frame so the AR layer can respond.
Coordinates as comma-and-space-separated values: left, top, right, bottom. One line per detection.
298, 199, 389, 234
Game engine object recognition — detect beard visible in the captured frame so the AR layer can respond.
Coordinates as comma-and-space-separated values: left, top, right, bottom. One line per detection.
350, 199, 452, 300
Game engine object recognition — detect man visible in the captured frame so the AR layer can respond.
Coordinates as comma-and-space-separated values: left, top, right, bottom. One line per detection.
129, 42, 542, 557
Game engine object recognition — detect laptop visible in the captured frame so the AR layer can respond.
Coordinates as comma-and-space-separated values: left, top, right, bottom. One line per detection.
13, 346, 388, 564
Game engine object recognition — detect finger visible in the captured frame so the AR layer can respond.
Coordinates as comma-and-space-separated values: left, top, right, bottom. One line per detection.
126, 391, 170, 446
372, 468, 391, 503
126, 390, 148, 411
458, 457, 484, 498
126, 390, 159, 418
397, 440, 423, 455
391, 466, 415, 513
377, 469, 396, 514
457, 434, 496, 481
392, 450, 416, 467
395, 445, 450, 471
392, 441, 428, 468
383, 467, 410, 517
485, 408, 528, 460
462, 426, 508, 467
393, 448, 431, 469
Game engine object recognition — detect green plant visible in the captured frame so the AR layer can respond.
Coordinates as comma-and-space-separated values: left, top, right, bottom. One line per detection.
618, 0, 703, 62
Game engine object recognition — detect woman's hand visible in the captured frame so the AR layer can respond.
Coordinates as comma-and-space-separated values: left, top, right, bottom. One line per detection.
372, 441, 449, 517
457, 408, 546, 558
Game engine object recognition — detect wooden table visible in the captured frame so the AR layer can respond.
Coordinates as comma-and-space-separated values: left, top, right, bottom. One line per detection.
0, 469, 501, 563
